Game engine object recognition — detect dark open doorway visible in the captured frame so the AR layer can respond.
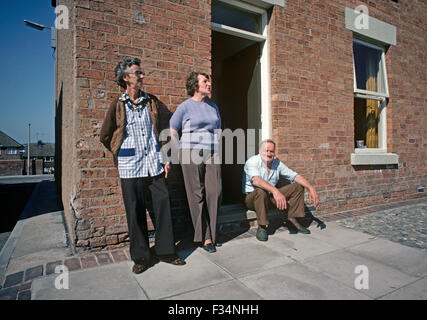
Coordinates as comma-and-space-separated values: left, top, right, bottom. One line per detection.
212, 31, 262, 205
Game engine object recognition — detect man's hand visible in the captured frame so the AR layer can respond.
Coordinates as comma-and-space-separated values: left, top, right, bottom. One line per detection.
164, 162, 171, 179
308, 187, 319, 208
272, 189, 287, 211
294, 175, 320, 209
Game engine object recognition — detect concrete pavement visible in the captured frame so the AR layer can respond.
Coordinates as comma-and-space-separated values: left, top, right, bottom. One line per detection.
0, 178, 426, 302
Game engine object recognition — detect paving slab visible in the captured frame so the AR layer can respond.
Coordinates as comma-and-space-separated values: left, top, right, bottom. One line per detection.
305, 221, 377, 248
131, 249, 233, 300
167, 279, 263, 300
31, 262, 147, 300
379, 277, 427, 300
304, 249, 419, 299
200, 237, 294, 278
266, 230, 341, 262
6, 211, 71, 274
348, 238, 427, 277
239, 262, 371, 300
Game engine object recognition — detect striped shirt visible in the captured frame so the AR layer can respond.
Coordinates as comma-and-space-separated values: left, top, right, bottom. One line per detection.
117, 91, 164, 179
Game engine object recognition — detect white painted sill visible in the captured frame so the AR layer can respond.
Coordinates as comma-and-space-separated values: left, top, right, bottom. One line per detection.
351, 150, 399, 165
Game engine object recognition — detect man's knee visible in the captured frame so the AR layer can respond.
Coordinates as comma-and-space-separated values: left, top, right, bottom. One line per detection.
253, 188, 269, 200
295, 183, 304, 194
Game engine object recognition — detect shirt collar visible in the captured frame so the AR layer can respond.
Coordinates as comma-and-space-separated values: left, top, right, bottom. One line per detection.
258, 154, 279, 170
119, 90, 149, 109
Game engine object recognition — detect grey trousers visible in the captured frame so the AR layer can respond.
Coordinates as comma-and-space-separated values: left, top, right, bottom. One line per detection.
180, 149, 222, 244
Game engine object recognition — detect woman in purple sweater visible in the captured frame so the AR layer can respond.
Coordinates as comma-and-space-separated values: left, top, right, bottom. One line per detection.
170, 72, 222, 253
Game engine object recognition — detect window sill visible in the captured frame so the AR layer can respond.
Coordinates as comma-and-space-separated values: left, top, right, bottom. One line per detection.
351, 152, 398, 165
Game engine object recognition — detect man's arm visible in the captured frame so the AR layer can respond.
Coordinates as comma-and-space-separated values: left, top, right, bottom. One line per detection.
294, 175, 319, 208
251, 176, 288, 210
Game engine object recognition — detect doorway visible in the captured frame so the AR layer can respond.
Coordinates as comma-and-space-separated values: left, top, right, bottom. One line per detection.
211, 0, 270, 206
212, 31, 262, 205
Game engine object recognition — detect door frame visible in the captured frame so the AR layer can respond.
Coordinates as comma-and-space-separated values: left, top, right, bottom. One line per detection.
211, 0, 272, 141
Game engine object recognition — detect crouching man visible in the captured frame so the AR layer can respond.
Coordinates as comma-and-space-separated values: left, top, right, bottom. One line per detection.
242, 139, 319, 241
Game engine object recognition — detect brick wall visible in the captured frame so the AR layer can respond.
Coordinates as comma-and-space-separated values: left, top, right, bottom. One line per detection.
269, 0, 426, 213
0, 159, 43, 176
0, 160, 24, 176
56, 0, 426, 253
57, 0, 211, 252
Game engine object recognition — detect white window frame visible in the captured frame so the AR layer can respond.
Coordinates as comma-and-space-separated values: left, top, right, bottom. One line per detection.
353, 39, 389, 98
211, 0, 271, 140
351, 39, 398, 165
6, 147, 17, 155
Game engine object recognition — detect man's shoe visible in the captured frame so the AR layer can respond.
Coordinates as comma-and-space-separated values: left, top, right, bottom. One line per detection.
157, 254, 186, 265
297, 226, 311, 234
202, 243, 217, 253
256, 228, 268, 241
132, 260, 149, 274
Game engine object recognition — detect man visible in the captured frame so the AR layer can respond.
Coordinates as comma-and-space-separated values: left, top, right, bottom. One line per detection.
242, 139, 319, 241
100, 58, 185, 274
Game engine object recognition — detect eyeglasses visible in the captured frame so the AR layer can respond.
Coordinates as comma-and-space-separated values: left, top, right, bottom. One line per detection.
127, 70, 145, 76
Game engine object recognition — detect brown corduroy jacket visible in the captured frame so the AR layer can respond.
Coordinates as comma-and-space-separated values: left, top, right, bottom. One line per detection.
99, 93, 166, 167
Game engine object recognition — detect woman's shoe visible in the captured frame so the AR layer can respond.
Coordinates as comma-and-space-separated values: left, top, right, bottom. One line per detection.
202, 243, 217, 253
132, 259, 149, 274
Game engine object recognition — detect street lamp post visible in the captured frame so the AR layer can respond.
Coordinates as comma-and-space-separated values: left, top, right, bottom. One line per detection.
24, 20, 56, 49
27, 123, 30, 176
24, 20, 56, 176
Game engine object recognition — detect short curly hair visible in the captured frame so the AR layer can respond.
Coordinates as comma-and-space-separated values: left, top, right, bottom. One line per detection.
186, 71, 210, 96
114, 58, 141, 89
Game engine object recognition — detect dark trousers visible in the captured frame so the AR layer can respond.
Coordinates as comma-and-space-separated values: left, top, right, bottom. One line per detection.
120, 173, 175, 262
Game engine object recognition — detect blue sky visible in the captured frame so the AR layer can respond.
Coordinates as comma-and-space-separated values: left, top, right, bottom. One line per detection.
0, 1, 56, 144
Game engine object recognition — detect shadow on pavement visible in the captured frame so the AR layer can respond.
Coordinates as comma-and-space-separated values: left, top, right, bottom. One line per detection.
0, 183, 37, 233
18, 180, 63, 220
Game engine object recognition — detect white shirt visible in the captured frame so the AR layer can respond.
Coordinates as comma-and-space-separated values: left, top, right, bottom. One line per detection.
242, 154, 298, 194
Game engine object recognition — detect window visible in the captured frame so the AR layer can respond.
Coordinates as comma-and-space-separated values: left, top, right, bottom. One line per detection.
212, 0, 261, 34
351, 39, 398, 165
7, 147, 17, 155
353, 39, 388, 150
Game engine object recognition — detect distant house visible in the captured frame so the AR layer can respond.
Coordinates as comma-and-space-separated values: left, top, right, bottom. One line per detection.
0, 130, 25, 175
22, 141, 55, 174
0, 130, 24, 160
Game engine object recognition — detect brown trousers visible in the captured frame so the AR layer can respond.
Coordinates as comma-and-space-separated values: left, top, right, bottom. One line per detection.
244, 183, 305, 226
180, 149, 222, 244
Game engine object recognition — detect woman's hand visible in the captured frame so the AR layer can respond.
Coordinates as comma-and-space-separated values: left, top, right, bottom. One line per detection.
164, 162, 171, 179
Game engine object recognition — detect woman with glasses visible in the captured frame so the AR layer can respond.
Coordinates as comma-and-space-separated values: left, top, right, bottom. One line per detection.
100, 58, 185, 274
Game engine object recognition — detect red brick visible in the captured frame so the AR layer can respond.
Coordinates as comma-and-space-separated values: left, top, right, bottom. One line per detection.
92, 21, 118, 34
64, 258, 81, 272
111, 250, 129, 263
80, 255, 98, 268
